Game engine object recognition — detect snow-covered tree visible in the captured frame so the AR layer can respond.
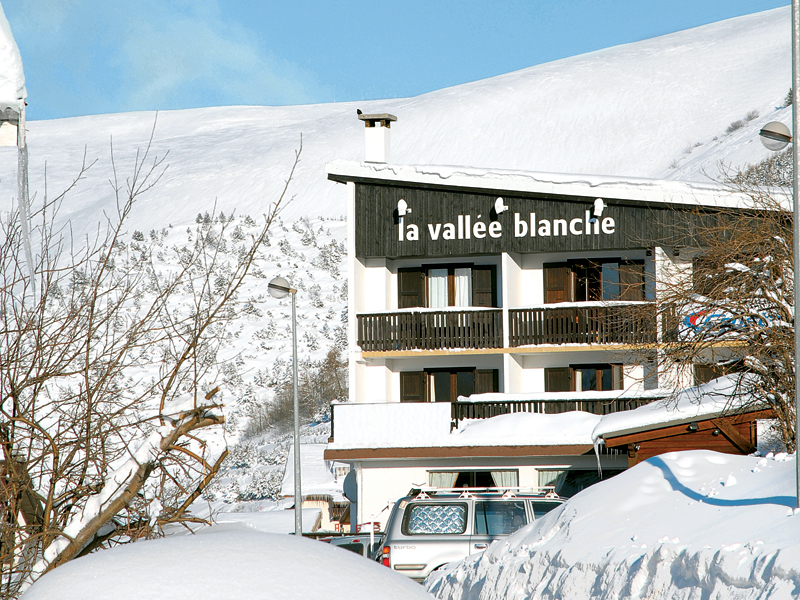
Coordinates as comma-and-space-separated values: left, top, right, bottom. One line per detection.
0, 134, 301, 597
652, 179, 795, 449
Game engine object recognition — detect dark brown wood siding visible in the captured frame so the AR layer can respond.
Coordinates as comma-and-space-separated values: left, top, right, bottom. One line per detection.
544, 367, 573, 392
352, 182, 726, 259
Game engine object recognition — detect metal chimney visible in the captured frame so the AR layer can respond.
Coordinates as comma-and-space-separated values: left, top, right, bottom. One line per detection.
357, 112, 396, 163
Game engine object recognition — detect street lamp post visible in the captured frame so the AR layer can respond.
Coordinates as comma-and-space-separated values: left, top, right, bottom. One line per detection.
268, 276, 303, 535
758, 0, 800, 509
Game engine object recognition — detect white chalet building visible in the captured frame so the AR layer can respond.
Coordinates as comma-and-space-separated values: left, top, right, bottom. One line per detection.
324, 114, 748, 530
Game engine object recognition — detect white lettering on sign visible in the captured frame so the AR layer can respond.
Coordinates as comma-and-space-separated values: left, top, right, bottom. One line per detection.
397, 211, 616, 242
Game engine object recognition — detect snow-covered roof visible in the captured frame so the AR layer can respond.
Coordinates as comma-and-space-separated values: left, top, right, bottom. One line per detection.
327, 402, 600, 452
326, 160, 762, 210
591, 375, 766, 441
0, 3, 25, 114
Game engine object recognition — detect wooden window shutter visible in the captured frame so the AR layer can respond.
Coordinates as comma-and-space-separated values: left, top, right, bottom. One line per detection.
544, 367, 573, 392
618, 262, 645, 301
474, 369, 499, 394
471, 265, 497, 307
544, 263, 574, 303
398, 268, 424, 308
400, 371, 426, 402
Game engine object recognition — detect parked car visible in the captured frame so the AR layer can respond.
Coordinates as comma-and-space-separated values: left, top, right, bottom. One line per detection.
379, 487, 564, 582
324, 533, 384, 559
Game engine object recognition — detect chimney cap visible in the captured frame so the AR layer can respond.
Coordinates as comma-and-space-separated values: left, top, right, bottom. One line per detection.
358, 112, 397, 128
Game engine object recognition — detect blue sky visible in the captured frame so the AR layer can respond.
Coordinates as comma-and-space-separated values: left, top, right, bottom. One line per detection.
2, 0, 789, 121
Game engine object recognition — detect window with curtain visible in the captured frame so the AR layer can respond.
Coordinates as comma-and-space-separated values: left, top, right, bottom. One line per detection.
453, 267, 472, 307
428, 268, 448, 308
428, 471, 459, 488
396, 264, 497, 308
490, 470, 519, 489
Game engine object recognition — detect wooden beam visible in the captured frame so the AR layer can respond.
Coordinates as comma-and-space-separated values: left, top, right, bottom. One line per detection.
711, 418, 756, 454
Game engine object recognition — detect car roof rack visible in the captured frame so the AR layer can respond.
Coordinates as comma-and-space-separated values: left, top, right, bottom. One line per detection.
406, 485, 560, 500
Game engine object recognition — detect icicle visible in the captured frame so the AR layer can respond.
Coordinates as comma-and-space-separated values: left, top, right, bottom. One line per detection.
17, 104, 35, 300
593, 436, 604, 480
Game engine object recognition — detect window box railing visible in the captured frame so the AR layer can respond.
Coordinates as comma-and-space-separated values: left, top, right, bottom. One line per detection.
357, 309, 503, 351
508, 303, 657, 346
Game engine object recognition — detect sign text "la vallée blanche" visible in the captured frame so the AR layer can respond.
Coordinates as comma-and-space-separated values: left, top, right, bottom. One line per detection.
398, 211, 616, 242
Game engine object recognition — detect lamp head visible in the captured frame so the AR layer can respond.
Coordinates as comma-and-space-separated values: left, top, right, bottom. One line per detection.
759, 121, 792, 152
589, 198, 605, 224
268, 276, 292, 299
397, 198, 410, 217
494, 197, 508, 215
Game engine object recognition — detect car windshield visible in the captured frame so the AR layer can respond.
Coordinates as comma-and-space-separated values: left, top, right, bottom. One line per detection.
473, 501, 527, 535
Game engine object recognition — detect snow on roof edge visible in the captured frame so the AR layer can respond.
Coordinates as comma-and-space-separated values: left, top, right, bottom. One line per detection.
326, 161, 776, 210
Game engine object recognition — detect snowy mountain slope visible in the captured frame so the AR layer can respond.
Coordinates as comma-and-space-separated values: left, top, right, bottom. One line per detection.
8, 7, 792, 240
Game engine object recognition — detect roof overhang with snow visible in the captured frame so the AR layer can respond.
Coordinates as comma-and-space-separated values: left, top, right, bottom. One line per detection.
326, 160, 762, 210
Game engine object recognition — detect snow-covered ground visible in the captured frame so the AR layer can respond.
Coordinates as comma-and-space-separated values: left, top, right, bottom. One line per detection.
426, 450, 800, 600
21, 524, 433, 600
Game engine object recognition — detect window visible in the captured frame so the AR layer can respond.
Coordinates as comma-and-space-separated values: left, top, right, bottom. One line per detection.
428, 470, 518, 489
398, 264, 497, 308
403, 503, 468, 535
400, 369, 499, 402
538, 469, 625, 498
544, 260, 645, 303
544, 364, 623, 392
474, 501, 527, 536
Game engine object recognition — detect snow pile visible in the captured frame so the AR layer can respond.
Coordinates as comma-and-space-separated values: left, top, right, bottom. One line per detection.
0, 2, 24, 113
426, 450, 800, 600
22, 525, 434, 600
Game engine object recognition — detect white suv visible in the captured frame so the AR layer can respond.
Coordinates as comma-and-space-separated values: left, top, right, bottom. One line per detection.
379, 488, 564, 582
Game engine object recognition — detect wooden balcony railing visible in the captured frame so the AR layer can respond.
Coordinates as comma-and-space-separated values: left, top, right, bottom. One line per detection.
357, 309, 503, 351
451, 396, 660, 428
508, 303, 657, 346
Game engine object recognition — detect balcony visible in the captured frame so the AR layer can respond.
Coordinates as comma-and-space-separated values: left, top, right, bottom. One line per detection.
509, 303, 657, 346
357, 309, 503, 351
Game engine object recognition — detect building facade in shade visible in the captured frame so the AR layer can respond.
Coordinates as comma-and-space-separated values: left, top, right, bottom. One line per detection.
323, 115, 749, 529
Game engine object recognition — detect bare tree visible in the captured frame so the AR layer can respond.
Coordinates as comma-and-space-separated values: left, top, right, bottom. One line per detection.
0, 127, 300, 597
651, 180, 793, 449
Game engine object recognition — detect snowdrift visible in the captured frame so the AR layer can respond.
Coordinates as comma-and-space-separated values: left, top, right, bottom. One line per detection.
426, 451, 800, 599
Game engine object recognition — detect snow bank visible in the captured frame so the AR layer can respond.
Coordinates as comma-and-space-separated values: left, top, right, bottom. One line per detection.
0, 2, 24, 113
426, 450, 800, 600
22, 524, 434, 600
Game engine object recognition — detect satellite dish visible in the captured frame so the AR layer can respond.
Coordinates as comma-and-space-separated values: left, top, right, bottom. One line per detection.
343, 470, 357, 502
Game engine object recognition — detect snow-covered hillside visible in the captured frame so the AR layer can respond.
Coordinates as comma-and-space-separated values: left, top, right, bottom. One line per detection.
426, 451, 800, 600
4, 7, 792, 240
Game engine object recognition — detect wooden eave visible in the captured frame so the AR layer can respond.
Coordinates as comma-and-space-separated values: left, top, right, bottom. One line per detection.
324, 444, 595, 461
